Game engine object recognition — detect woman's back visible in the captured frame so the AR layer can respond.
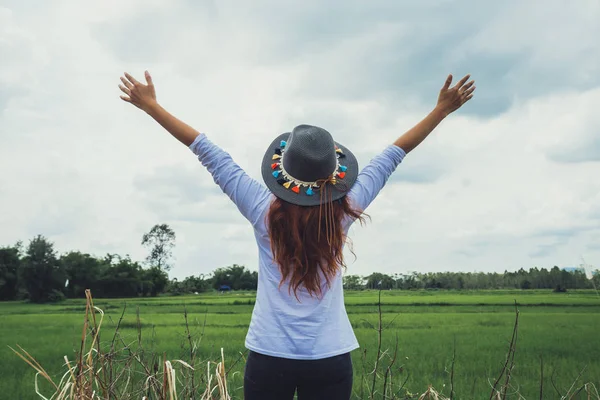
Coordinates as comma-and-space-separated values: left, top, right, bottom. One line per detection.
189, 130, 406, 359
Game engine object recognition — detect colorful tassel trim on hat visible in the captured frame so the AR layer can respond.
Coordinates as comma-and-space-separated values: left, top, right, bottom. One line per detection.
271, 141, 349, 195
334, 145, 346, 158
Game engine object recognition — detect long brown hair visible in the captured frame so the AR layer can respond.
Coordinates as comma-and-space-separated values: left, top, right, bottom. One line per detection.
267, 195, 368, 299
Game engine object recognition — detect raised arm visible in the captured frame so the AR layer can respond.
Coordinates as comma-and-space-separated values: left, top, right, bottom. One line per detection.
119, 71, 199, 146
118, 71, 271, 227
394, 74, 475, 153
348, 74, 475, 214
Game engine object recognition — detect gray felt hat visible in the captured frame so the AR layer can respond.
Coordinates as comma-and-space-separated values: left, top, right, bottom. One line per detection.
261, 124, 358, 206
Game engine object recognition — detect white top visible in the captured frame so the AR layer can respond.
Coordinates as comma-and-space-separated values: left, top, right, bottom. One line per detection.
190, 133, 406, 360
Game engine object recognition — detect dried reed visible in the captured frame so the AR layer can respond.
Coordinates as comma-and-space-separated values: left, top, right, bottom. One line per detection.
11, 290, 232, 400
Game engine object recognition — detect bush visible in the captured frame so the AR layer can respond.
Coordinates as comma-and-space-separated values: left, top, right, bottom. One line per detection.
520, 280, 532, 289
553, 285, 567, 293
47, 289, 66, 303
16, 288, 29, 301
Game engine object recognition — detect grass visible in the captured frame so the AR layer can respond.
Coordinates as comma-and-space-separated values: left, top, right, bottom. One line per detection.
0, 289, 599, 399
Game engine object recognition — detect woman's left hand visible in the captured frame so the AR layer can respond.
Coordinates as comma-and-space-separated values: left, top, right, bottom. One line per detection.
435, 74, 475, 117
119, 71, 157, 114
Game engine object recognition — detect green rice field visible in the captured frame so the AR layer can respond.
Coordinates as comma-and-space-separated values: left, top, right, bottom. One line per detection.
1, 289, 599, 399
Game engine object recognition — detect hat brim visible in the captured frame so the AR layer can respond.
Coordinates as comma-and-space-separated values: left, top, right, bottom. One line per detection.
261, 132, 359, 207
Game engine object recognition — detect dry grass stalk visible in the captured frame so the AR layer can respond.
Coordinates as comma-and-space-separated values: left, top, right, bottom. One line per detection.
489, 301, 520, 399
450, 336, 456, 400
369, 289, 384, 399
418, 385, 448, 400
381, 333, 399, 399
12, 290, 233, 400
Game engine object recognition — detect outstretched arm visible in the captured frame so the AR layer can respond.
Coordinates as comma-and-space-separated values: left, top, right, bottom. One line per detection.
394, 74, 475, 153
119, 71, 199, 146
347, 74, 475, 214
118, 71, 271, 227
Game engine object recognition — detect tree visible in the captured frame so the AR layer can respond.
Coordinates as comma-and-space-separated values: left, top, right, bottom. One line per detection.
97, 254, 144, 298
19, 235, 66, 303
364, 273, 395, 290
167, 274, 213, 295
142, 266, 169, 296
398, 272, 423, 290
211, 265, 258, 290
0, 243, 21, 301
61, 251, 104, 298
343, 274, 365, 290
142, 224, 176, 271
592, 270, 600, 290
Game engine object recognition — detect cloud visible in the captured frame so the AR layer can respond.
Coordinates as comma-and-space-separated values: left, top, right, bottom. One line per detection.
89, 0, 582, 118
548, 138, 600, 164
1, 0, 600, 279
134, 164, 223, 206
529, 241, 567, 259
587, 238, 600, 252
528, 88, 600, 164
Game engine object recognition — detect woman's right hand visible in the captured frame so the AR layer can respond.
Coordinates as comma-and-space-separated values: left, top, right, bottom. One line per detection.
119, 71, 158, 114
435, 74, 475, 117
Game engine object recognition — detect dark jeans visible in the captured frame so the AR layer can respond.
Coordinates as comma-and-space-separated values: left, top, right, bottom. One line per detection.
244, 350, 353, 400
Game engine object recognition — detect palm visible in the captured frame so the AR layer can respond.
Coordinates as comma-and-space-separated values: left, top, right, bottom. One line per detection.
118, 71, 157, 113
437, 74, 475, 115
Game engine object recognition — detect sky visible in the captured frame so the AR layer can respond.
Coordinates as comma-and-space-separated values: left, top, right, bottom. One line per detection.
1, 0, 599, 279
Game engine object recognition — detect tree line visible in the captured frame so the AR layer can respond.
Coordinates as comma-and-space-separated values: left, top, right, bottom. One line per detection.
0, 224, 260, 302
1, 224, 598, 302
0, 223, 175, 302
346, 267, 599, 292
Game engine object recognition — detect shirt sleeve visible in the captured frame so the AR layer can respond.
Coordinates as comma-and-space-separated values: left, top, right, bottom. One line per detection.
347, 145, 406, 213
189, 133, 272, 228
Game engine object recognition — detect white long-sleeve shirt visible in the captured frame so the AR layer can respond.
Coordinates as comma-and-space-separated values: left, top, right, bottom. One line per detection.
190, 133, 406, 360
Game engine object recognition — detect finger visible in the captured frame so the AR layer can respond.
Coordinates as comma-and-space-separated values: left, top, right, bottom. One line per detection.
145, 70, 153, 86
120, 76, 133, 89
461, 80, 475, 91
120, 95, 132, 103
454, 74, 471, 89
462, 93, 474, 103
462, 86, 476, 96
124, 72, 141, 86
118, 84, 131, 96
442, 74, 453, 90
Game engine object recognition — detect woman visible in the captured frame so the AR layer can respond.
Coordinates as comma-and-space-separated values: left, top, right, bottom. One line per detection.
119, 71, 475, 399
